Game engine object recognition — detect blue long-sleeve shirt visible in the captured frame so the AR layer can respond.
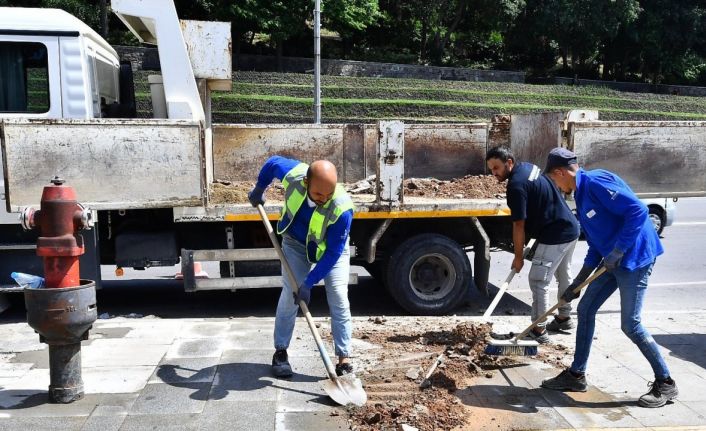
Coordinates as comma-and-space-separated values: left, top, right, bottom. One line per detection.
257, 156, 353, 288
575, 168, 663, 270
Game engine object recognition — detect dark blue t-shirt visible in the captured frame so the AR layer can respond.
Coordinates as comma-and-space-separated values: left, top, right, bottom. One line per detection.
506, 162, 579, 245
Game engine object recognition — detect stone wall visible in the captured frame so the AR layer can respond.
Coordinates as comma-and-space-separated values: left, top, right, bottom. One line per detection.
529, 76, 706, 97
115, 46, 525, 83
115, 45, 706, 96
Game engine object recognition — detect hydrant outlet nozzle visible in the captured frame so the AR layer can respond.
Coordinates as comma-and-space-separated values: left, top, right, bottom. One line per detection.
20, 207, 36, 231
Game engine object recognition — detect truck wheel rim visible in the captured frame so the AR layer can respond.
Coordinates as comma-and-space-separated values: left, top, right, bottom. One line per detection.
649, 213, 662, 232
409, 253, 457, 301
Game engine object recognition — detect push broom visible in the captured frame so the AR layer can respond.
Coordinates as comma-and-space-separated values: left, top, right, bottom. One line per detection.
484, 266, 607, 356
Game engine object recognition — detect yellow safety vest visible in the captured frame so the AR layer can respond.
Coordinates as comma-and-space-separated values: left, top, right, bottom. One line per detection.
277, 163, 354, 262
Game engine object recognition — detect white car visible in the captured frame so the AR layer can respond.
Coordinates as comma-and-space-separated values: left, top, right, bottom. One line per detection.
567, 197, 676, 237
641, 198, 676, 236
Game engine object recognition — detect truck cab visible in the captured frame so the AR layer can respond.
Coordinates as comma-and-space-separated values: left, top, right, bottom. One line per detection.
0, 7, 133, 290
0, 7, 123, 120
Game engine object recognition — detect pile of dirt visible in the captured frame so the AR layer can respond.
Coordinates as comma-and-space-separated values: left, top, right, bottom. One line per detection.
347, 321, 517, 431
403, 175, 506, 199
209, 175, 506, 204
210, 180, 284, 204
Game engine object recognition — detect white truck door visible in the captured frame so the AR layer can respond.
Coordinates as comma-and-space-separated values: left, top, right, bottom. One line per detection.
1, 36, 61, 222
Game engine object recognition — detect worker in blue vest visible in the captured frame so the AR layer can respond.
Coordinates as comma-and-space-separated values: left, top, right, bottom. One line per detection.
249, 156, 355, 378
541, 148, 677, 408
486, 146, 580, 343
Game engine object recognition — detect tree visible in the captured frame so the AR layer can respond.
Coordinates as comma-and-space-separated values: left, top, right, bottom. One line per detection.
630, 0, 705, 84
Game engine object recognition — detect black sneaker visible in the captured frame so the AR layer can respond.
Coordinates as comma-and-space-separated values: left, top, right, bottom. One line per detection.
546, 316, 574, 332
541, 369, 588, 392
272, 349, 293, 378
335, 362, 353, 377
638, 379, 679, 408
525, 329, 551, 344
490, 331, 516, 340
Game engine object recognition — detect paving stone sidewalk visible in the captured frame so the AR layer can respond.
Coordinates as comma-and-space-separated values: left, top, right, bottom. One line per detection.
1, 312, 706, 430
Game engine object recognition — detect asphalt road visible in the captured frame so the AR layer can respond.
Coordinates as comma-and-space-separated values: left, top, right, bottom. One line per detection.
2, 198, 704, 323
485, 196, 706, 316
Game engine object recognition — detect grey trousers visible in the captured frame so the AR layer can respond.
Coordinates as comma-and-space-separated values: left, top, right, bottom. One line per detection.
528, 239, 578, 328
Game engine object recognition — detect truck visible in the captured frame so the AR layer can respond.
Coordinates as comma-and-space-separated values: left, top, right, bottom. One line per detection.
2, 0, 705, 315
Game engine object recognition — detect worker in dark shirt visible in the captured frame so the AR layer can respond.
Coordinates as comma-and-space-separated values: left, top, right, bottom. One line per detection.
249, 156, 354, 378
541, 148, 677, 408
486, 146, 580, 343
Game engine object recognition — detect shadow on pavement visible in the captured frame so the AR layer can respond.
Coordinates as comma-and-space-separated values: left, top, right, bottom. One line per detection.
460, 384, 639, 413
654, 333, 706, 371
155, 362, 330, 405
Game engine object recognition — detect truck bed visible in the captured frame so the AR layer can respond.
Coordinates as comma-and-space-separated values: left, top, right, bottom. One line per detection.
173, 194, 510, 222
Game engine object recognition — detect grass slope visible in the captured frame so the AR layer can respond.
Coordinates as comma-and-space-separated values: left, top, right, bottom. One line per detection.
133, 71, 706, 123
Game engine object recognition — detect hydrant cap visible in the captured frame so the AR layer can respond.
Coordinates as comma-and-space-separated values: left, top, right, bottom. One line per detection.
51, 176, 65, 186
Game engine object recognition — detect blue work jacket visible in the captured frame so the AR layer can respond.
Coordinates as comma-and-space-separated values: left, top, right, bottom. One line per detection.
575, 168, 663, 271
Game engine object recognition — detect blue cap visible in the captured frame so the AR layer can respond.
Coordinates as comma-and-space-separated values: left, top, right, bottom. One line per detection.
545, 148, 578, 173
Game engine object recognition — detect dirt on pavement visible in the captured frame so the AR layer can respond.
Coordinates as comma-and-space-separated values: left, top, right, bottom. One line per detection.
340, 319, 525, 431
328, 317, 575, 431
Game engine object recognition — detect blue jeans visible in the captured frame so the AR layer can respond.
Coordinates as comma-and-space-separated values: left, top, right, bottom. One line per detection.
274, 234, 352, 358
570, 262, 671, 380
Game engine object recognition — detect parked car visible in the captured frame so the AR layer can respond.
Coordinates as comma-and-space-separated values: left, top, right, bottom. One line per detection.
641, 197, 676, 236
568, 197, 676, 238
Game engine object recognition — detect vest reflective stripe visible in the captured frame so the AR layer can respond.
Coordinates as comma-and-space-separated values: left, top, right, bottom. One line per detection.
277, 163, 308, 234
306, 184, 354, 262
278, 163, 355, 263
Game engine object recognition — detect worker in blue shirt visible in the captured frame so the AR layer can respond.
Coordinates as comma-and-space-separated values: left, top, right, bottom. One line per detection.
249, 156, 354, 378
541, 148, 677, 408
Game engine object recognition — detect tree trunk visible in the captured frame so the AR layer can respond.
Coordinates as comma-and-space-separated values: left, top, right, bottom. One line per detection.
276, 39, 283, 72
561, 49, 568, 71
438, 0, 467, 63
420, 17, 428, 62
233, 31, 242, 70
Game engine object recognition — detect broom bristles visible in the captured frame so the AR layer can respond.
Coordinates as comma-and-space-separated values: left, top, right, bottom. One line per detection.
484, 343, 538, 356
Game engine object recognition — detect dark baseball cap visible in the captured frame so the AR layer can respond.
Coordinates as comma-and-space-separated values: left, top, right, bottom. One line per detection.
544, 148, 578, 173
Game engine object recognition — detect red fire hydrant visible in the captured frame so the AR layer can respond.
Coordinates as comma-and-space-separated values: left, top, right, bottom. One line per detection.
21, 177, 97, 403
21, 177, 92, 288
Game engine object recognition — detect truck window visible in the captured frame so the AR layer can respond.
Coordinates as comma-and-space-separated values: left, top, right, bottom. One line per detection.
0, 42, 49, 113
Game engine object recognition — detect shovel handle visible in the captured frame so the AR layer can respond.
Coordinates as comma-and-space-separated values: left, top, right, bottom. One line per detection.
483, 269, 517, 319
256, 205, 339, 381
515, 266, 607, 341
483, 239, 536, 319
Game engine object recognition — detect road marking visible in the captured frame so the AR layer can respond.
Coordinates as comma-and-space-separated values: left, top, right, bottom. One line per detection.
599, 309, 706, 315
672, 221, 706, 226
651, 280, 706, 287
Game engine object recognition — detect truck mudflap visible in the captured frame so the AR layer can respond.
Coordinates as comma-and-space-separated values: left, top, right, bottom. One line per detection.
1, 119, 205, 211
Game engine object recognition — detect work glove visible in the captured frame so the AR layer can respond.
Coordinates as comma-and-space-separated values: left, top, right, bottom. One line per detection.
561, 265, 595, 303
604, 248, 624, 272
293, 282, 312, 306
248, 186, 266, 207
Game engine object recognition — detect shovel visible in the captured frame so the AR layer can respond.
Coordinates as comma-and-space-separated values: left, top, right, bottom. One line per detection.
256, 204, 367, 407
482, 239, 537, 320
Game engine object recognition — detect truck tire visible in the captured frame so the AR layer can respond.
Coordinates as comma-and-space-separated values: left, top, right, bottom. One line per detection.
386, 233, 471, 315
648, 205, 665, 235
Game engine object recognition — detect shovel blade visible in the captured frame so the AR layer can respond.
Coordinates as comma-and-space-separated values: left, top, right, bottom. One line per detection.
320, 374, 367, 407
